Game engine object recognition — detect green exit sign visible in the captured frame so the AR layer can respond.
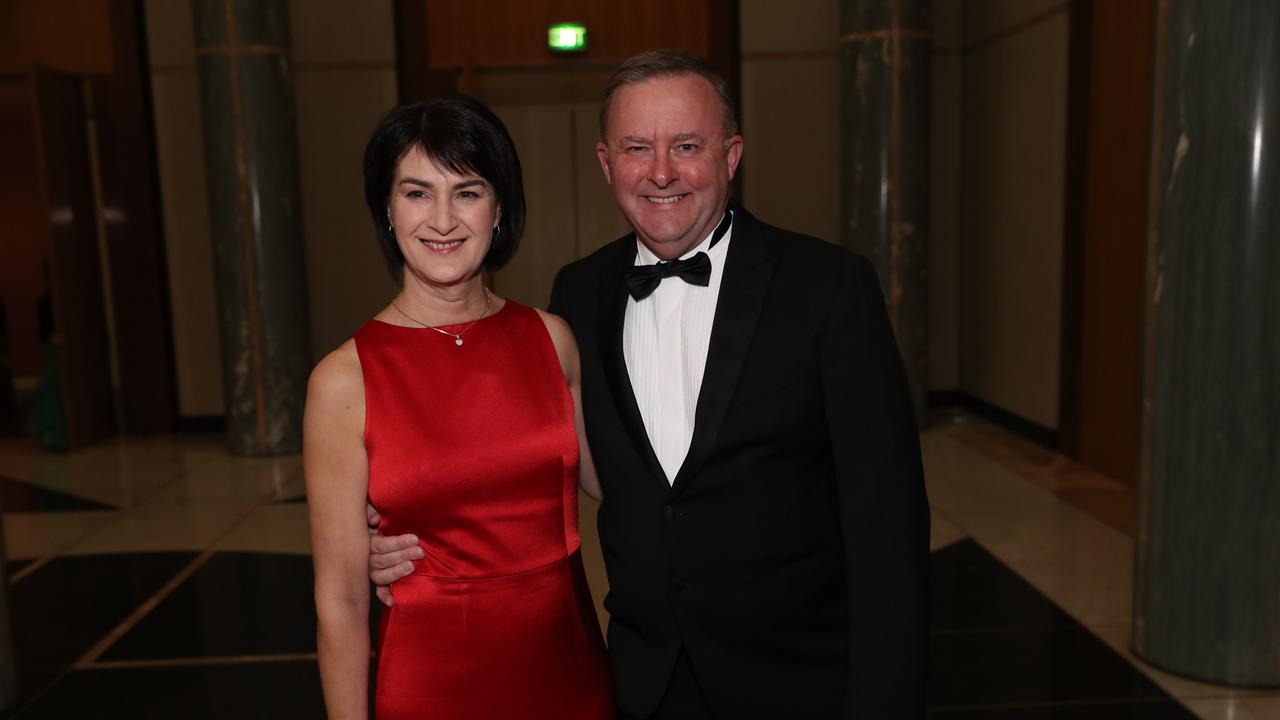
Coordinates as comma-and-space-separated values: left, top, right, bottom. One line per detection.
548, 23, 587, 52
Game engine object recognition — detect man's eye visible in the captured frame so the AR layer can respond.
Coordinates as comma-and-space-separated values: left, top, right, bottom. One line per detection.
458, 191, 478, 199
677, 143, 697, 152
626, 146, 648, 153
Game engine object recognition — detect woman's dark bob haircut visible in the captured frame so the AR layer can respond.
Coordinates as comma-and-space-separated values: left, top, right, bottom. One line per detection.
363, 95, 525, 279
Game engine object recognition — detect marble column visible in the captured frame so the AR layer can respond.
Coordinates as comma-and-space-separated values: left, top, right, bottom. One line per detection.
1134, 0, 1280, 687
839, 0, 931, 424
193, 0, 310, 456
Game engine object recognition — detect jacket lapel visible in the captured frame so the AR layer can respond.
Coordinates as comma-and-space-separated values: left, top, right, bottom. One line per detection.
595, 238, 671, 491
670, 208, 776, 494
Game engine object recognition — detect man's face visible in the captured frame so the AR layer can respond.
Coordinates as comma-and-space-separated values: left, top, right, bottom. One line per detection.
597, 74, 743, 261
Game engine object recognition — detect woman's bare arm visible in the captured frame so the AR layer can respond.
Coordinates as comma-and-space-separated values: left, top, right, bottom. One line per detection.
305, 340, 372, 720
536, 310, 602, 501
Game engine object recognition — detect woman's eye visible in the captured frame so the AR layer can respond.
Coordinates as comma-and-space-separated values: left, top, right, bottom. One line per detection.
458, 191, 478, 199
406, 190, 426, 199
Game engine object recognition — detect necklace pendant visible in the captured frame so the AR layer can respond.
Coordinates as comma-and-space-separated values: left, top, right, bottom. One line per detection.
455, 337, 464, 346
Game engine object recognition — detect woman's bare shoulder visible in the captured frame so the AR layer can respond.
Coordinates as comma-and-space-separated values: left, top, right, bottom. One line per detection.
533, 308, 575, 346
532, 308, 579, 382
307, 339, 363, 409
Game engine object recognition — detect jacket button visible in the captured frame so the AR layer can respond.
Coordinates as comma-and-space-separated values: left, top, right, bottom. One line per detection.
670, 578, 688, 592
663, 505, 675, 520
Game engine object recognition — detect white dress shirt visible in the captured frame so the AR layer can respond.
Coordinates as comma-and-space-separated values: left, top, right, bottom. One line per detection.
623, 216, 732, 484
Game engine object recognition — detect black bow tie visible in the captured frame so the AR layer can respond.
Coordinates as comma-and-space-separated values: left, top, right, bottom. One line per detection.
624, 252, 712, 300
623, 209, 733, 300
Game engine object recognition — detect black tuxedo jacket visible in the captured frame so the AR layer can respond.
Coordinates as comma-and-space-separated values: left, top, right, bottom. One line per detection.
549, 207, 929, 719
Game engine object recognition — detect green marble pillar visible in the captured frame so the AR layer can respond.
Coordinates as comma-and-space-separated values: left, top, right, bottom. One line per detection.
1134, 0, 1280, 687
194, 0, 310, 456
839, 0, 931, 424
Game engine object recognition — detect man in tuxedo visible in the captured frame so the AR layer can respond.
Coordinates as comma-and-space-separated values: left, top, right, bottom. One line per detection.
369, 50, 929, 718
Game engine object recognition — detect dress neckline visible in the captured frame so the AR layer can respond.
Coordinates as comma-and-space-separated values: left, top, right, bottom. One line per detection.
369, 297, 513, 332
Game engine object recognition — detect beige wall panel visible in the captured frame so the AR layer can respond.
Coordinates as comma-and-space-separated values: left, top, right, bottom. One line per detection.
573, 104, 633, 256
958, 14, 1067, 428
142, 0, 196, 69
740, 57, 841, 244
740, 0, 838, 53
964, 0, 1065, 47
290, 0, 394, 65
474, 70, 612, 107
930, 53, 963, 391
490, 105, 579, 309
295, 69, 399, 359
148, 70, 224, 416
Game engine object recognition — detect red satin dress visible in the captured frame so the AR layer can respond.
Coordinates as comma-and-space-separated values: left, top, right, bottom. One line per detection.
355, 300, 613, 720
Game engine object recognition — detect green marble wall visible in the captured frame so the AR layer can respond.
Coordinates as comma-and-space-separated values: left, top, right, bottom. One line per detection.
1134, 0, 1280, 687
194, 0, 310, 455
839, 0, 931, 424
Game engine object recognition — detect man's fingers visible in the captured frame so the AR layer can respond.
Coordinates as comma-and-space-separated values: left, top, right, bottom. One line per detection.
376, 586, 395, 608
369, 533, 420, 554
369, 547, 425, 570
370, 561, 416, 587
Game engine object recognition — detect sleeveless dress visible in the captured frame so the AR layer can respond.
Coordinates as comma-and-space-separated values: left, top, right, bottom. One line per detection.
355, 300, 613, 720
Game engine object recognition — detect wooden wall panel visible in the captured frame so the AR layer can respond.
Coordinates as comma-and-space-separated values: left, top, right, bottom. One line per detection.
0, 78, 51, 378
90, 0, 175, 433
0, 0, 116, 75
1059, 0, 1154, 483
31, 70, 115, 448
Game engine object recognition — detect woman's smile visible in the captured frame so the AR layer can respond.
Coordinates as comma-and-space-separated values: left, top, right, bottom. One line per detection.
420, 238, 466, 254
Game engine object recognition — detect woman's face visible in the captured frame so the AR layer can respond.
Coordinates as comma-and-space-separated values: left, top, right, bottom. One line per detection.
388, 145, 498, 289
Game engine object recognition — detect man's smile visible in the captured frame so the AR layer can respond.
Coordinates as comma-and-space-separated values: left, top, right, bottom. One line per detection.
644, 194, 690, 205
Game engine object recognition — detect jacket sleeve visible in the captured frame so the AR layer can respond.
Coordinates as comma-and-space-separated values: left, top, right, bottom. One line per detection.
820, 252, 930, 718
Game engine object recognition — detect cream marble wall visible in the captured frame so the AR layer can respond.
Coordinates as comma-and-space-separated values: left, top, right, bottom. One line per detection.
931, 0, 965, 392
144, 0, 221, 417
144, 0, 398, 417
489, 104, 581, 308
957, 4, 1068, 429
291, 2, 399, 361
483, 73, 629, 308
739, 0, 841, 244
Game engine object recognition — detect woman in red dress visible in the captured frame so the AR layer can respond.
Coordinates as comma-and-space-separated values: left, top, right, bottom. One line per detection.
304, 97, 613, 719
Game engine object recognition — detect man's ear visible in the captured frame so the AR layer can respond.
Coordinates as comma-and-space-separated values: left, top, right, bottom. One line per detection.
725, 135, 744, 181
596, 142, 613, 184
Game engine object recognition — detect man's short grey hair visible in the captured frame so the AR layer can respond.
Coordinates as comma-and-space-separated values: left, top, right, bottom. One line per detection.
599, 49, 739, 144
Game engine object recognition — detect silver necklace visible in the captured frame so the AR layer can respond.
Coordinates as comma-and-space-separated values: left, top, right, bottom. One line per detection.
391, 291, 491, 347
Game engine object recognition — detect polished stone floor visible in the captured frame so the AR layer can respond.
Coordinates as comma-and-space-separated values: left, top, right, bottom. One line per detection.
0, 413, 1276, 718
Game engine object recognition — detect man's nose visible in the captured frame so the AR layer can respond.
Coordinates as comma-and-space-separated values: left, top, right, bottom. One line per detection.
648, 151, 676, 187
